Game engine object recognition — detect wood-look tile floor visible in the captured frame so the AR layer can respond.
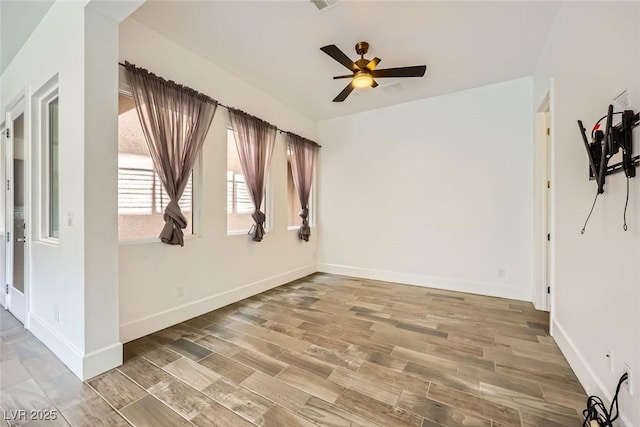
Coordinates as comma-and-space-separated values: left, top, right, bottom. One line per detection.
2, 274, 587, 426
0, 308, 115, 426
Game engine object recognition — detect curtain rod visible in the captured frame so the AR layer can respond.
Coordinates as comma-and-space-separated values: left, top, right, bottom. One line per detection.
118, 62, 321, 147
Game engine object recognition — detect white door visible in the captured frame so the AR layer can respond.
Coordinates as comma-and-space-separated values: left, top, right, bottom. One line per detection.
5, 102, 27, 323
545, 111, 551, 311
0, 123, 5, 309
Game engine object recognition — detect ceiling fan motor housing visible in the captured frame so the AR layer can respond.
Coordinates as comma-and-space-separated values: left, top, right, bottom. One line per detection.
355, 59, 371, 69
355, 41, 369, 56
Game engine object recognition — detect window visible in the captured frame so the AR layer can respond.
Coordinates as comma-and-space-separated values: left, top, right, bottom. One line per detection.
227, 171, 253, 215
227, 128, 266, 233
47, 97, 59, 238
38, 86, 60, 241
34, 75, 59, 241
118, 93, 193, 240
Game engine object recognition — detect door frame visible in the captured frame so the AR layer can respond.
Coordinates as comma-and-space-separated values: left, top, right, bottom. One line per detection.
0, 121, 5, 309
4, 90, 31, 326
534, 88, 553, 313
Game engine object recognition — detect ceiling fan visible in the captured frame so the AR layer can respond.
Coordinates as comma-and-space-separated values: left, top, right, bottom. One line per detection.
320, 41, 427, 102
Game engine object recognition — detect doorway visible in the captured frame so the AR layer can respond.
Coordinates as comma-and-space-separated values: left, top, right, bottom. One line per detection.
535, 91, 552, 312
4, 98, 28, 323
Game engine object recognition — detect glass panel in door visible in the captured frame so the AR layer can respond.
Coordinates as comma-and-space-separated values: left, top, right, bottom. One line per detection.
12, 114, 25, 294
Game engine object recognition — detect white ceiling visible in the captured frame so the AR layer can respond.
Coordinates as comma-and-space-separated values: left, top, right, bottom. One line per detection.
1, 0, 54, 73
128, 0, 561, 120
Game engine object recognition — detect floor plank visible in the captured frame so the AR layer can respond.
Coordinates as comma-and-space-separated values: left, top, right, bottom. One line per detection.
147, 377, 211, 419
398, 390, 491, 427
87, 370, 147, 410
297, 396, 376, 427
240, 371, 312, 412
166, 338, 212, 361
191, 402, 254, 427
276, 366, 344, 403
197, 352, 255, 383
336, 389, 423, 427
276, 349, 336, 378
260, 405, 317, 427
117, 356, 172, 390
328, 367, 402, 405
62, 396, 130, 426
163, 357, 221, 391
201, 377, 272, 423
427, 383, 521, 426
119, 395, 192, 427
356, 360, 429, 394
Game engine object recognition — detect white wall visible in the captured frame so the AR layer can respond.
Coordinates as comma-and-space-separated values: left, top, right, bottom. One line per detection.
534, 3, 640, 425
317, 78, 534, 301
1, 0, 142, 380
118, 19, 318, 342
83, 2, 126, 378
1, 1, 89, 378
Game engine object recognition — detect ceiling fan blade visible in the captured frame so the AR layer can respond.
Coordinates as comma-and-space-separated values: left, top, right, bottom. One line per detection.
321, 45, 359, 72
333, 83, 354, 102
366, 57, 381, 70
371, 80, 379, 88
332, 74, 354, 79
372, 65, 426, 78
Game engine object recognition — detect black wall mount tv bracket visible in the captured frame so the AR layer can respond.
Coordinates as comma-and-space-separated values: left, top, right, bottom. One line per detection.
578, 104, 639, 194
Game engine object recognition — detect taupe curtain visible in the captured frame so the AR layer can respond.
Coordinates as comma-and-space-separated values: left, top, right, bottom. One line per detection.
287, 134, 319, 241
125, 62, 218, 246
228, 108, 276, 242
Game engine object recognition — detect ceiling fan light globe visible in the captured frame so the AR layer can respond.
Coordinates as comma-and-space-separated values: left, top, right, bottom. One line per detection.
352, 72, 373, 88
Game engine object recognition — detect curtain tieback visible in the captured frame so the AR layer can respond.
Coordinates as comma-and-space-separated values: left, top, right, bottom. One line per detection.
251, 210, 266, 225
249, 209, 267, 242
298, 207, 311, 242
164, 200, 187, 229
160, 200, 188, 246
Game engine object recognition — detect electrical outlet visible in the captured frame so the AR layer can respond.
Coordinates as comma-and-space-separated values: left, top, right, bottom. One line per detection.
176, 287, 184, 298
498, 268, 506, 279
67, 211, 74, 227
54, 306, 60, 322
606, 350, 614, 373
623, 363, 632, 395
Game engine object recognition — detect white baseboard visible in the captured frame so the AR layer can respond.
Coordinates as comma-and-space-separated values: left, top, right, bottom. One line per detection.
82, 342, 122, 380
552, 319, 636, 427
119, 264, 317, 343
28, 312, 84, 378
318, 263, 531, 302
29, 312, 123, 380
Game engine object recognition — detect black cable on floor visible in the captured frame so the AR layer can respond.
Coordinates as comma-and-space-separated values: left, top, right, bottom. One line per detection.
582, 372, 628, 426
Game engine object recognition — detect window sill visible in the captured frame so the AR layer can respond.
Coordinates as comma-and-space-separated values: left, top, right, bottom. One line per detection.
288, 226, 315, 231
227, 230, 249, 236
119, 234, 199, 245
37, 237, 60, 246
227, 230, 271, 237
